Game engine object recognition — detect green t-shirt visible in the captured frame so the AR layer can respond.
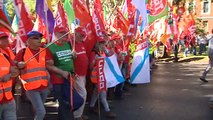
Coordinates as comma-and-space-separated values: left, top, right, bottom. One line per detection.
48, 42, 74, 73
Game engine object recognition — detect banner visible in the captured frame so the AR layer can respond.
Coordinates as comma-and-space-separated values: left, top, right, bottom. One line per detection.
130, 40, 150, 84
104, 54, 125, 88
97, 57, 106, 93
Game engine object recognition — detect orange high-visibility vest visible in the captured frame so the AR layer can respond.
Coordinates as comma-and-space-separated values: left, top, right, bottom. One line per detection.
20, 47, 48, 90
0, 53, 13, 101
90, 52, 106, 84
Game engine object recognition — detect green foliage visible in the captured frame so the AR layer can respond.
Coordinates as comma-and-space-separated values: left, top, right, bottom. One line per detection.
23, 0, 36, 17
195, 18, 207, 35
188, 0, 194, 13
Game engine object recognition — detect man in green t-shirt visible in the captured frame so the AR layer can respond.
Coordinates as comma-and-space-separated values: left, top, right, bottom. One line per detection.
46, 27, 75, 120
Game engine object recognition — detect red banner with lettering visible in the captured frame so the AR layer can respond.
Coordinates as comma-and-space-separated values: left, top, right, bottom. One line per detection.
54, 1, 69, 32
97, 58, 106, 93
92, 6, 105, 39
94, 0, 104, 23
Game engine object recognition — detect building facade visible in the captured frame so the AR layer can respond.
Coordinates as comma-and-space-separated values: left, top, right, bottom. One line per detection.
195, 0, 213, 34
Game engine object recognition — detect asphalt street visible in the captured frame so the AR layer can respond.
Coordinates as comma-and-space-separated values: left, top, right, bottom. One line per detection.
17, 62, 213, 120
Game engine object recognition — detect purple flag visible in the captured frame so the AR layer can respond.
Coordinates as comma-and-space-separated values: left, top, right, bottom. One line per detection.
36, 0, 54, 35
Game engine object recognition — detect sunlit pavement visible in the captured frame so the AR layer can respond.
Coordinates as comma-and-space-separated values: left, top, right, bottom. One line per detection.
17, 61, 213, 120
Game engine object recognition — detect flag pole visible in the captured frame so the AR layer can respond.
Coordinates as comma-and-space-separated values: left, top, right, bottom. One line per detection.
24, 30, 71, 64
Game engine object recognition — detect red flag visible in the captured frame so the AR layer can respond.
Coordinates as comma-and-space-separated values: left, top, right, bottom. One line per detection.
83, 22, 97, 56
54, 1, 69, 33
73, 0, 97, 56
73, 0, 97, 55
73, 0, 91, 26
114, 7, 130, 35
92, 4, 105, 39
14, 1, 33, 43
126, 0, 136, 37
97, 58, 106, 93
94, 0, 104, 23
0, 1, 12, 33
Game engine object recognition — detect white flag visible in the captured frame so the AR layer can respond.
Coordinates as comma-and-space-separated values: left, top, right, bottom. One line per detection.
104, 54, 125, 88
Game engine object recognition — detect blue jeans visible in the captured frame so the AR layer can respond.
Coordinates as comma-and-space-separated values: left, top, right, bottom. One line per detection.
89, 85, 110, 112
53, 84, 74, 120
0, 100, 16, 120
26, 88, 49, 120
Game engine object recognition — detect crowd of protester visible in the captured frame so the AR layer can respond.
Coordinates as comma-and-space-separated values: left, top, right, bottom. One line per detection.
0, 24, 161, 120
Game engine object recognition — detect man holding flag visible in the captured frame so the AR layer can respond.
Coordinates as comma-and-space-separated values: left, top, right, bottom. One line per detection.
15, 31, 49, 120
46, 27, 75, 120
